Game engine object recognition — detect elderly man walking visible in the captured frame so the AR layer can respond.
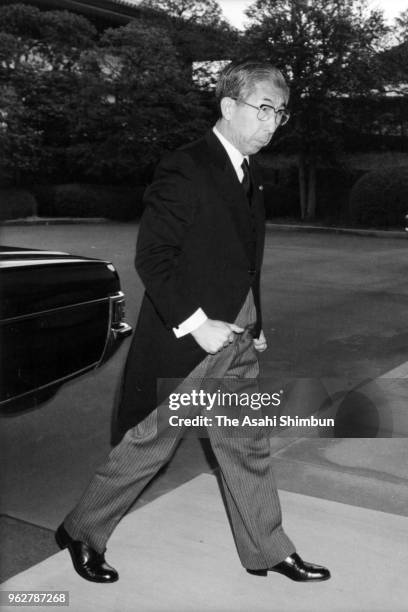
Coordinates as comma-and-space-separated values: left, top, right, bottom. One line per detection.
56, 60, 330, 585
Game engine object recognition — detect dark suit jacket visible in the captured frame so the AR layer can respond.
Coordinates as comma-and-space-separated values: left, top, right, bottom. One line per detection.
111, 129, 266, 445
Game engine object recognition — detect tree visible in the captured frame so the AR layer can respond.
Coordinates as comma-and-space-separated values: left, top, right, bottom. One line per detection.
242, 0, 389, 219
140, 0, 225, 27
375, 11, 408, 146
70, 19, 210, 182
0, 84, 42, 187
395, 9, 408, 43
140, 0, 238, 63
0, 3, 212, 186
0, 3, 96, 70
0, 3, 97, 184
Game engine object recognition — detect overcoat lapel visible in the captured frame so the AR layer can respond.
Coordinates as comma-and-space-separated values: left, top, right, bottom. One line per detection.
204, 130, 249, 210
248, 155, 266, 269
204, 131, 258, 267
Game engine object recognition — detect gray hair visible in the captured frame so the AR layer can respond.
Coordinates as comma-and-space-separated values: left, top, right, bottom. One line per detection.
215, 59, 289, 106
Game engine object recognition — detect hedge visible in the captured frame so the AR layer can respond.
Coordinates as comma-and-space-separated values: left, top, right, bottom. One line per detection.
349, 167, 408, 228
0, 189, 37, 220
260, 166, 299, 219
260, 165, 361, 222
314, 167, 365, 224
34, 183, 146, 220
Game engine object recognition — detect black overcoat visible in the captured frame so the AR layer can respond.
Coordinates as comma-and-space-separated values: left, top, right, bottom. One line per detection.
111, 129, 266, 444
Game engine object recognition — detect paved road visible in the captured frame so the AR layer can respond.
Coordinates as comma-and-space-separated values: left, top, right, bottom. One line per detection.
3, 222, 407, 379
1, 223, 407, 581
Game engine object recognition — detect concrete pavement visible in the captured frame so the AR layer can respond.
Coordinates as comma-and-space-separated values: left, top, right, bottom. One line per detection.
1, 474, 407, 612
1, 223, 407, 608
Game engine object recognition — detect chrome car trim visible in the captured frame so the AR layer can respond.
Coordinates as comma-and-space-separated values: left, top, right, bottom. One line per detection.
98, 292, 130, 365
99, 294, 116, 364
0, 258, 98, 268
1, 291, 130, 408
0, 295, 119, 325
111, 290, 125, 302
112, 322, 133, 339
0, 250, 69, 257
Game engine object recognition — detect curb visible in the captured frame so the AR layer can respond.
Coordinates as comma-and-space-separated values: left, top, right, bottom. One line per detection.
1, 217, 407, 239
266, 222, 407, 240
1, 217, 109, 226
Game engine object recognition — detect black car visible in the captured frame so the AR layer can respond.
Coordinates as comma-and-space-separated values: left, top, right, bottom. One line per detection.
0, 246, 132, 412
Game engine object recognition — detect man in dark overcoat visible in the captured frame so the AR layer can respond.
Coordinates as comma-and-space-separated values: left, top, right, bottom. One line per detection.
56, 60, 330, 585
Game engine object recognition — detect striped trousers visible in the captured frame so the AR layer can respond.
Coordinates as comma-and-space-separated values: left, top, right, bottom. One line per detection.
63, 291, 295, 569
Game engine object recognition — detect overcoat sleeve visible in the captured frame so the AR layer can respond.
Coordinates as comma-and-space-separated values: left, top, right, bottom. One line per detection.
135, 149, 201, 329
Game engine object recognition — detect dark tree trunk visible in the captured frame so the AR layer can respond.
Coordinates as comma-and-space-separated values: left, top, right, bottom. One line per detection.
306, 157, 317, 220
298, 152, 307, 220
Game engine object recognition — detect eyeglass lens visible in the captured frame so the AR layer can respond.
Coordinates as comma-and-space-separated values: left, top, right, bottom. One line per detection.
258, 107, 289, 124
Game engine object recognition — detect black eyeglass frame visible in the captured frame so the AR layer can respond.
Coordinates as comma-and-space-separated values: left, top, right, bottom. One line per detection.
231, 98, 290, 125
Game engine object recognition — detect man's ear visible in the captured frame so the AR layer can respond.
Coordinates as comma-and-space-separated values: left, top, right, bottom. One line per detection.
220, 97, 235, 121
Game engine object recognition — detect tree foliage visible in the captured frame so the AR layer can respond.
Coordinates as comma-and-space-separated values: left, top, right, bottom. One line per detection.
0, 3, 96, 69
0, 2, 210, 186
381, 9, 408, 92
140, 0, 238, 62
0, 84, 42, 185
72, 19, 209, 180
395, 9, 408, 43
242, 0, 389, 219
1, 0, 403, 210
0, 4, 97, 184
140, 0, 225, 26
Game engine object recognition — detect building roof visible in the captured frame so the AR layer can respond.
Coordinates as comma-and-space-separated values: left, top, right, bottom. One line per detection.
2, 0, 235, 59
3, 0, 145, 26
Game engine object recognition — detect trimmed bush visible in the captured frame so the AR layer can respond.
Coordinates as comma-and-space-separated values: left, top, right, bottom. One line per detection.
52, 184, 109, 217
0, 189, 37, 220
349, 167, 408, 228
32, 184, 57, 217
38, 184, 145, 220
104, 185, 146, 221
316, 167, 364, 224
260, 165, 359, 222
263, 182, 299, 218
260, 166, 299, 219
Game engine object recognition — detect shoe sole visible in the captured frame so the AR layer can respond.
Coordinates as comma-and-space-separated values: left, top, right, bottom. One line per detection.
247, 568, 331, 581
269, 568, 331, 582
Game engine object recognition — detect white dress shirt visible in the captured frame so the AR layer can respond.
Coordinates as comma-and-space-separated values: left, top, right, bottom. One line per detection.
172, 125, 248, 338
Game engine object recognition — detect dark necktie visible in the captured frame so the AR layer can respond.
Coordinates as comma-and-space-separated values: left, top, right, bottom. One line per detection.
241, 158, 257, 274
241, 158, 253, 203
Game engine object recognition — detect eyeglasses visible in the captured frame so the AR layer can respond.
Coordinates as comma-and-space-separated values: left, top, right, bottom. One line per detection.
232, 98, 290, 125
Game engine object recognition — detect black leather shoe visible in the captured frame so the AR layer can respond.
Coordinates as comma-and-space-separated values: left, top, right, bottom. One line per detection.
55, 524, 119, 583
247, 553, 330, 582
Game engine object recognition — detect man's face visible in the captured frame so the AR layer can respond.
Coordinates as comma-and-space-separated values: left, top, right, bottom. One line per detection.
225, 80, 287, 155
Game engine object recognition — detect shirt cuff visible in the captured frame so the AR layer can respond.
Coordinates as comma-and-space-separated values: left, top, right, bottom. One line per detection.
173, 308, 208, 338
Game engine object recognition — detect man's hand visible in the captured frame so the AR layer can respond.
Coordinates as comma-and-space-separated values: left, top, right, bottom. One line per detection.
191, 319, 244, 354
253, 329, 267, 352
